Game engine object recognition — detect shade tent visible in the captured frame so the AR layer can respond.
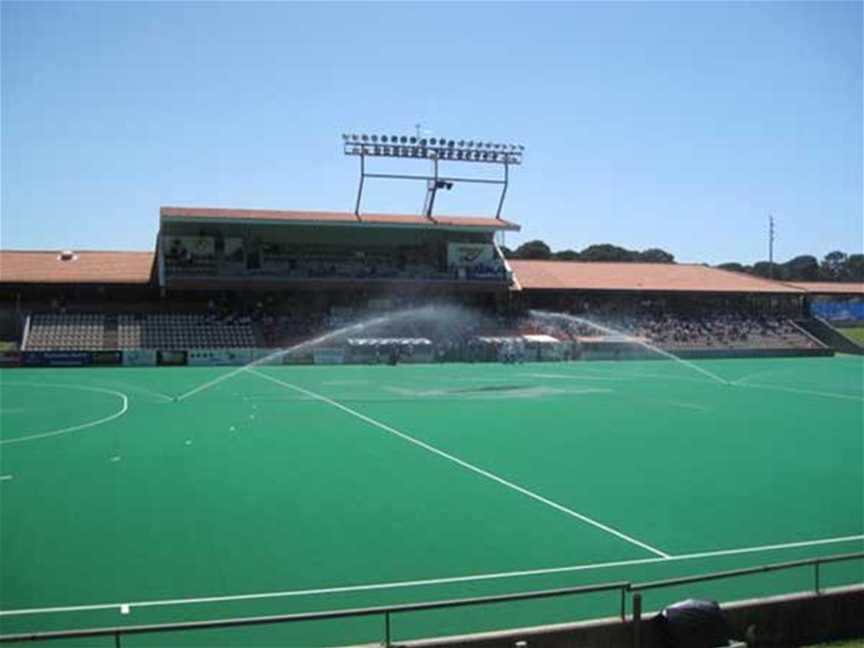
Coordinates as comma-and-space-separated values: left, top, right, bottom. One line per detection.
346, 338, 432, 347
521, 334, 559, 344
476, 336, 523, 345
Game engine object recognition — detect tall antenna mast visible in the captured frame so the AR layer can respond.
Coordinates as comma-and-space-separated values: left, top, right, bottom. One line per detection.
768, 214, 776, 279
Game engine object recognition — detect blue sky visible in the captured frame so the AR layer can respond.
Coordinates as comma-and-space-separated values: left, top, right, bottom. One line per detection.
2, 1, 861, 264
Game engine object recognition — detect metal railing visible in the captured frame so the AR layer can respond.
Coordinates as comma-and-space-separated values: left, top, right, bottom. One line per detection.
629, 552, 864, 648
1, 552, 861, 647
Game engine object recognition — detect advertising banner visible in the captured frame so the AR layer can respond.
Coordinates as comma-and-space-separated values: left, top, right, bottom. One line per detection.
811, 300, 864, 322
188, 348, 253, 366
90, 351, 122, 366
223, 238, 246, 264
22, 351, 92, 367
157, 350, 187, 366
122, 349, 158, 366
251, 348, 279, 363
163, 236, 216, 274
312, 348, 346, 365
447, 243, 495, 267
0, 351, 21, 367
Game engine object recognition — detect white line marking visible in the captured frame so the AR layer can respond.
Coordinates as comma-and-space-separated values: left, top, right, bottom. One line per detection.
0, 475, 13, 481
734, 381, 863, 402
664, 401, 710, 412
0, 383, 129, 446
1, 534, 860, 618
250, 369, 670, 559
175, 365, 254, 402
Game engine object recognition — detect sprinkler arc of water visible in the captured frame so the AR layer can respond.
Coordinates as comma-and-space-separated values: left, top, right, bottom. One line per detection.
174, 305, 472, 402
529, 310, 729, 386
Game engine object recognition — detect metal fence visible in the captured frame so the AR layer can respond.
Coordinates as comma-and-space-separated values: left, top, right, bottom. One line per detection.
1, 552, 861, 647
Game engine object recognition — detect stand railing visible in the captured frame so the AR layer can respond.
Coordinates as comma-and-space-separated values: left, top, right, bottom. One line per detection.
1, 552, 861, 647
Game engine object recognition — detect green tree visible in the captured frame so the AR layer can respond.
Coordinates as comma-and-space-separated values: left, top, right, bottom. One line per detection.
752, 261, 781, 278
579, 244, 637, 262
553, 249, 581, 261
639, 248, 675, 263
846, 254, 864, 281
782, 255, 820, 281
717, 262, 750, 274
513, 240, 552, 260
820, 250, 848, 280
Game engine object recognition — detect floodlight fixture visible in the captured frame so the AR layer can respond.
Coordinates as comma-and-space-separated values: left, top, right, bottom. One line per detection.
342, 131, 524, 168
344, 131, 523, 218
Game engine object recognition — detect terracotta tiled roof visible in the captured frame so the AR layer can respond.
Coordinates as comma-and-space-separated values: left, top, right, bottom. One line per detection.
160, 206, 520, 231
509, 260, 805, 294
786, 281, 864, 295
0, 250, 154, 284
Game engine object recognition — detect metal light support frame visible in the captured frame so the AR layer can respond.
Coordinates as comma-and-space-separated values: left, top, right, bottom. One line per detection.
343, 133, 524, 219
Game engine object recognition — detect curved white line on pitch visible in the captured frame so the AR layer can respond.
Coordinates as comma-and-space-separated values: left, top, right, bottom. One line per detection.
0, 534, 860, 618
0, 383, 129, 446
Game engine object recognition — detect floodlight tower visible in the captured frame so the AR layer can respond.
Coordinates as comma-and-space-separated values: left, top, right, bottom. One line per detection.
341, 133, 524, 219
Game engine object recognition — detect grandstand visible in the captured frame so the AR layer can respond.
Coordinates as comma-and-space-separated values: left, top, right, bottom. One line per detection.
1, 209, 857, 362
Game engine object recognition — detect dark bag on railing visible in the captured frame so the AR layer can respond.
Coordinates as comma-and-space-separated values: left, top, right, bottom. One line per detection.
653, 598, 735, 648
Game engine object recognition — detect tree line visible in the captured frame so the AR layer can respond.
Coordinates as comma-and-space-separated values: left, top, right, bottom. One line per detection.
501, 240, 864, 282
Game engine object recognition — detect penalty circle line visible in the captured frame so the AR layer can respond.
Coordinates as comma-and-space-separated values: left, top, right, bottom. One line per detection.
0, 382, 129, 445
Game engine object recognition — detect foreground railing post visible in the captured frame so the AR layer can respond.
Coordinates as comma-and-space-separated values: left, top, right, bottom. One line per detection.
632, 593, 642, 648
384, 611, 391, 647
114, 631, 121, 648
620, 587, 627, 621
814, 562, 821, 594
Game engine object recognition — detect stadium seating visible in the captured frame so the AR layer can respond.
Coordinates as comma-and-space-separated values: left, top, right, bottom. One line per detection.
118, 314, 257, 349
24, 312, 257, 351
522, 313, 819, 351
25, 313, 106, 350
20, 307, 818, 355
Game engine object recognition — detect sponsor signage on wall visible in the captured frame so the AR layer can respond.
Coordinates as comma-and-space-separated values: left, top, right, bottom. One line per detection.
0, 351, 21, 367
446, 243, 495, 267
122, 350, 158, 366
312, 348, 345, 365
157, 350, 187, 366
188, 349, 253, 366
22, 351, 92, 367
90, 351, 122, 366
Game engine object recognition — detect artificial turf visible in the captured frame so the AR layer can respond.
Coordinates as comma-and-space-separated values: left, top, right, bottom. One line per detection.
0, 356, 862, 646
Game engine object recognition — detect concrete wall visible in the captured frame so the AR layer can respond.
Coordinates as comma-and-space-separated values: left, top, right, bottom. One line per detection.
380, 586, 863, 648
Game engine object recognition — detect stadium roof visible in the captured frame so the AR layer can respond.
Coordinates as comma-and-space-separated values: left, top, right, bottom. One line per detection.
785, 281, 864, 296
508, 260, 805, 294
0, 250, 154, 284
2, 250, 857, 295
160, 206, 520, 232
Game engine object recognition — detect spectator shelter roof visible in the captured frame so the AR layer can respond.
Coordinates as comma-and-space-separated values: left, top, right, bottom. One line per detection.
0, 250, 155, 285
508, 260, 805, 294
785, 282, 864, 296
160, 206, 521, 232
0, 250, 857, 296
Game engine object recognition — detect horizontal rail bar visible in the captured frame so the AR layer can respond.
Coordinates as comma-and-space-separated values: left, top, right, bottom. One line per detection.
631, 552, 864, 592
0, 582, 629, 643
363, 172, 506, 185
3, 552, 860, 644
